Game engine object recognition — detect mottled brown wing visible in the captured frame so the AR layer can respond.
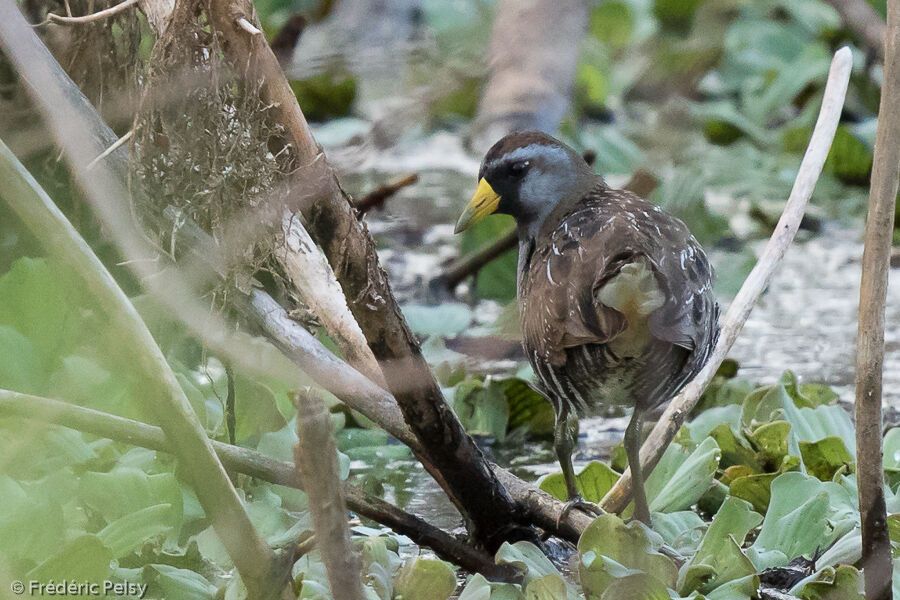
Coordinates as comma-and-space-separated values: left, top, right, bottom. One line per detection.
520, 184, 718, 372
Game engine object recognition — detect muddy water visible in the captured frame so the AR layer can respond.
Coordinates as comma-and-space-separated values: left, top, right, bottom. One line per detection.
325, 130, 900, 531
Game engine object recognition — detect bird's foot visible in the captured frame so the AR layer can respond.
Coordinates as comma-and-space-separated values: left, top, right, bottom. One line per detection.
556, 496, 604, 528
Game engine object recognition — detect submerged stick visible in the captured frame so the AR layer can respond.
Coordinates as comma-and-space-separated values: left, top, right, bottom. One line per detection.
855, 3, 900, 598
601, 47, 854, 514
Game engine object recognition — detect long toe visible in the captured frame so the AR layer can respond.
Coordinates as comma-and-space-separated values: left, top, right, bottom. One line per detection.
557, 496, 604, 528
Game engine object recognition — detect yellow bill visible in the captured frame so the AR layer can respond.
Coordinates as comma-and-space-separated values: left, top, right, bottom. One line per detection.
454, 178, 501, 233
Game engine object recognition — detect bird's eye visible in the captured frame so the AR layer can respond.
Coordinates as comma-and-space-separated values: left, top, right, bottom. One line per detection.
508, 160, 530, 177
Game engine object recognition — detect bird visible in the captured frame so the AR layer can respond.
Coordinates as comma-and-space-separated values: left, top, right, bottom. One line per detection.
454, 131, 719, 524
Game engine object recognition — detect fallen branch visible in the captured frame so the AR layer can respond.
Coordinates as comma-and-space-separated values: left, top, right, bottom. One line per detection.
854, 3, 900, 597
601, 47, 854, 513
823, 0, 886, 60
0, 388, 512, 579
353, 173, 419, 214
294, 388, 366, 600
42, 0, 139, 24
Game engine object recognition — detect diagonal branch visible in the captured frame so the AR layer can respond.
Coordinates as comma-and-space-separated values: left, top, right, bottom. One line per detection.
600, 47, 854, 514
204, 0, 528, 549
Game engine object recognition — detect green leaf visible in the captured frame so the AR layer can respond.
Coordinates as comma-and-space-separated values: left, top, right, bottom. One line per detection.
650, 511, 706, 556
458, 217, 517, 301
27, 534, 112, 583
453, 378, 511, 441
393, 558, 457, 600
747, 472, 845, 570
589, 1, 634, 49
143, 564, 217, 600
232, 373, 289, 441
503, 378, 556, 438
599, 573, 669, 600
496, 541, 572, 596
677, 498, 762, 595
709, 423, 762, 471
577, 514, 677, 597
524, 574, 570, 600
685, 405, 744, 443
799, 437, 854, 481
78, 468, 183, 524
459, 574, 524, 600
539, 461, 619, 503
647, 437, 721, 513
0, 324, 41, 392
0, 475, 66, 562
97, 503, 175, 558
747, 421, 791, 469
797, 565, 864, 600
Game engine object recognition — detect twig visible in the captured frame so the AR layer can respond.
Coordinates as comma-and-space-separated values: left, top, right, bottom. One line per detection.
0, 12, 284, 596
855, 4, 900, 597
823, 0, 886, 61
600, 47, 854, 513
293, 389, 366, 600
353, 173, 419, 214
86, 129, 133, 171
435, 229, 517, 291
43, 0, 139, 24
236, 15, 261, 35
0, 388, 511, 579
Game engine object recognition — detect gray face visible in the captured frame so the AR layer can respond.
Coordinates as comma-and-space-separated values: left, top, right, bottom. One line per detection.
481, 142, 594, 239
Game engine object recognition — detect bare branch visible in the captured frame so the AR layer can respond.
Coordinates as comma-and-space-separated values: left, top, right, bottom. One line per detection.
294, 389, 366, 600
86, 129, 133, 171
354, 173, 419, 214
43, 0, 139, 24
600, 48, 854, 514
855, 3, 900, 597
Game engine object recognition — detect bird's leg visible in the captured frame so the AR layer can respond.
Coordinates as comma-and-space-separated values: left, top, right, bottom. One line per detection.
625, 408, 651, 524
554, 409, 602, 526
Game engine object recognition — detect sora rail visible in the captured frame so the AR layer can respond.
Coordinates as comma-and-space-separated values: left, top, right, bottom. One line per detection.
455, 131, 719, 523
